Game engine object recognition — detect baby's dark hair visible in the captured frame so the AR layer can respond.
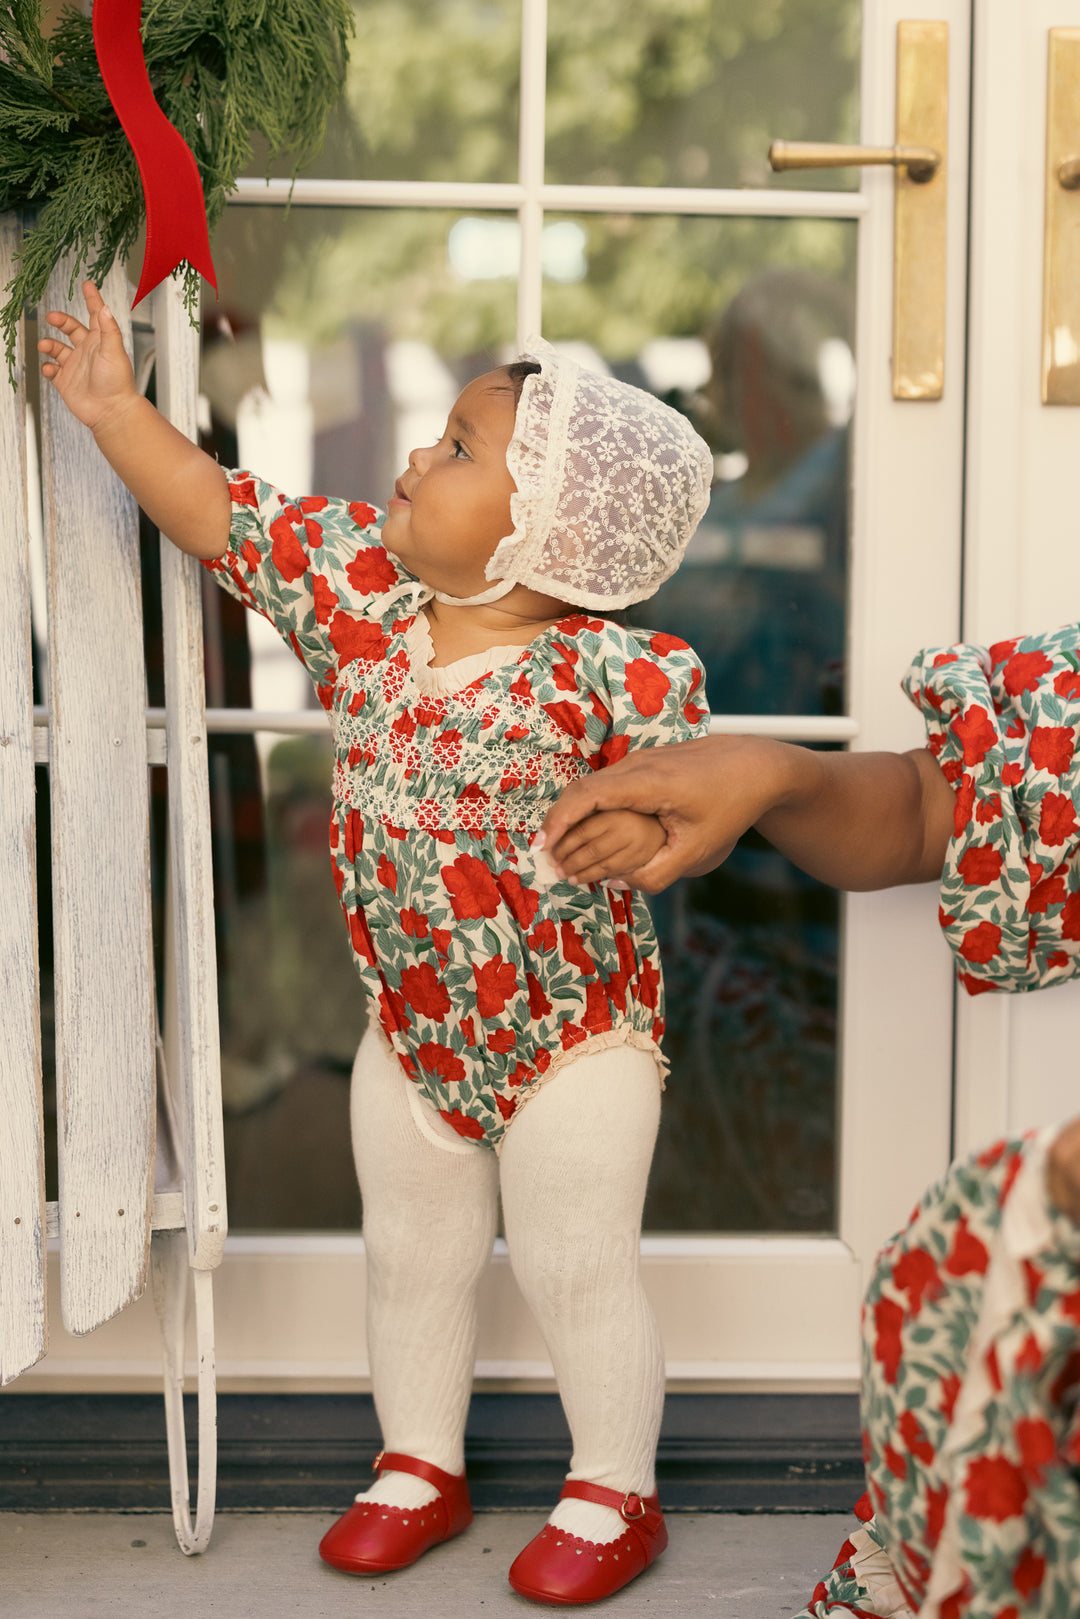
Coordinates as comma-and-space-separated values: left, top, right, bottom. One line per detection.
504, 359, 542, 403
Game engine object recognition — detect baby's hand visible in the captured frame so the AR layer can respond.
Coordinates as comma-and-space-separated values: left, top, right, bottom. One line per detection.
37, 280, 138, 434
547, 809, 666, 887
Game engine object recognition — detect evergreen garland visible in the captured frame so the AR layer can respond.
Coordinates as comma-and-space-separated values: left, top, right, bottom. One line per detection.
0, 0, 354, 371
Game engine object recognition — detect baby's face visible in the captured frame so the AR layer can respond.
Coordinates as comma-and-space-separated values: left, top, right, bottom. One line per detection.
382, 371, 517, 598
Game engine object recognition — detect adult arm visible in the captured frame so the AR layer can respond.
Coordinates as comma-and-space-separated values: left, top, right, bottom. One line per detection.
540, 733, 953, 894
37, 280, 230, 559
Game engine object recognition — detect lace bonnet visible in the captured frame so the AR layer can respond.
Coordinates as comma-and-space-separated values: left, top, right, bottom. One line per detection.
436, 337, 714, 611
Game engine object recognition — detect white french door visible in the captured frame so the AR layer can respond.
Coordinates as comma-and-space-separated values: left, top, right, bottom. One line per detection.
29, 0, 1075, 1396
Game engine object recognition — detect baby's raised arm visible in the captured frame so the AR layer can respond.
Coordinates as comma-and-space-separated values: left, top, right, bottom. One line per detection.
38, 281, 230, 559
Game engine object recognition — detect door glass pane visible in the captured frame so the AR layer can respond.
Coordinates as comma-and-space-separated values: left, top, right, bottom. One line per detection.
197, 205, 518, 1228
245, 0, 521, 183
545, 0, 862, 191
542, 215, 854, 1231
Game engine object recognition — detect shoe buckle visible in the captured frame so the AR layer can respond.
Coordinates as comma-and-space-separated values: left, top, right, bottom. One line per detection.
373, 1449, 385, 1474
620, 1493, 645, 1521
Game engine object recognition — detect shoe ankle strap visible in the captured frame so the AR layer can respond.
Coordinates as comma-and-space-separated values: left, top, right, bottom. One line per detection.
559, 1479, 663, 1530
374, 1450, 465, 1498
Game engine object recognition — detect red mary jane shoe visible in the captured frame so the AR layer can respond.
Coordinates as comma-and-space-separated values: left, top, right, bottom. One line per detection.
508, 1480, 667, 1605
319, 1450, 472, 1574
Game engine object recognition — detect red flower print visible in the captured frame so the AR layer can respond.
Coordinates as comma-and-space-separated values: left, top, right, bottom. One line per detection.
551, 643, 580, 691
636, 957, 660, 1009
559, 920, 597, 978
558, 614, 604, 635
1029, 725, 1075, 776
400, 907, 429, 938
1055, 667, 1080, 699
1015, 1417, 1056, 1483
461, 1016, 476, 1047
473, 955, 519, 1018
899, 1409, 935, 1465
528, 919, 557, 953
882, 1442, 907, 1480
594, 734, 632, 770
495, 871, 540, 928
345, 545, 398, 594
1002, 761, 1024, 786
892, 1246, 945, 1313
959, 971, 997, 997
940, 756, 962, 782
542, 699, 588, 739
939, 1373, 962, 1423
507, 1061, 534, 1088
378, 984, 409, 1035
431, 927, 452, 962
649, 631, 690, 656
957, 846, 1003, 886
932, 650, 959, 667
1012, 1546, 1046, 1601
1039, 790, 1078, 845
958, 920, 1001, 963
442, 854, 501, 920
526, 972, 553, 1020
239, 536, 261, 573
873, 1297, 904, 1384
487, 1028, 517, 1055
624, 657, 671, 717
976, 793, 1002, 824
417, 1042, 466, 1085
1015, 1332, 1043, 1375
311, 573, 339, 624
347, 907, 377, 966
944, 1214, 989, 1275
925, 1483, 949, 1549
589, 691, 612, 727
229, 476, 259, 507
604, 969, 628, 1015
1028, 870, 1067, 913
399, 962, 451, 1021
269, 512, 310, 582
535, 1048, 551, 1073
413, 697, 445, 729
348, 501, 378, 528
953, 774, 975, 835
952, 704, 997, 765
377, 854, 398, 893
434, 728, 463, 768
559, 1019, 588, 1051
439, 1108, 486, 1141
495, 1093, 517, 1121
963, 1454, 1027, 1521
329, 612, 389, 667
584, 978, 612, 1033
1001, 649, 1053, 695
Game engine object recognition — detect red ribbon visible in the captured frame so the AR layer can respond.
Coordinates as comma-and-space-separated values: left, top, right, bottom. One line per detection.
92, 0, 218, 306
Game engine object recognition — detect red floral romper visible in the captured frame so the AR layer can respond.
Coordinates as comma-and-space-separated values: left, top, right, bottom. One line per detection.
204, 472, 709, 1150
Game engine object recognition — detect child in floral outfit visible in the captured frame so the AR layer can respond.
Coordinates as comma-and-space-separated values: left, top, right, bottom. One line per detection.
39, 284, 714, 1605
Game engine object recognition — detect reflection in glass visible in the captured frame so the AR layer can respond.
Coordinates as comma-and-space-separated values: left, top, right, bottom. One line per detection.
545, 0, 861, 191
246, 0, 521, 184
543, 216, 854, 1231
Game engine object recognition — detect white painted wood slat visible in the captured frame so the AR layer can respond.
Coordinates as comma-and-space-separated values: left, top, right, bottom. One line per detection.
0, 218, 47, 1384
39, 260, 156, 1336
152, 278, 226, 1269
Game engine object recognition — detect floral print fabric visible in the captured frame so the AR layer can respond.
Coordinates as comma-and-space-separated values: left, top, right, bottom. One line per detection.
904, 625, 1080, 994
796, 1131, 1080, 1618
203, 472, 709, 1150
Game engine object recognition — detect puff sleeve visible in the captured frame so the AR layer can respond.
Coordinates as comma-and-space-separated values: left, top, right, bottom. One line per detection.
201, 470, 409, 708
527, 617, 710, 770
903, 624, 1080, 993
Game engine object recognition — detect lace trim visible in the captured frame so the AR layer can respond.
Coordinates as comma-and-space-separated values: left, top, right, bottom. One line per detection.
495, 1029, 667, 1155
405, 613, 531, 697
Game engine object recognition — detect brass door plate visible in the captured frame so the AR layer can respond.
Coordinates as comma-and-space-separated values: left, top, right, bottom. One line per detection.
893, 20, 949, 400
1043, 29, 1080, 405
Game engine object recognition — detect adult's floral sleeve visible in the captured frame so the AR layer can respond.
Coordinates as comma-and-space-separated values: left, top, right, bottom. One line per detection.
903, 624, 1080, 994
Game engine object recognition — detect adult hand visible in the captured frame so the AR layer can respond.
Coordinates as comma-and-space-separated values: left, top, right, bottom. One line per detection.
541, 734, 798, 893
541, 734, 951, 895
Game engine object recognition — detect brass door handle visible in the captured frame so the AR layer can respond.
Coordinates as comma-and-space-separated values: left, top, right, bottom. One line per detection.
1058, 155, 1080, 191
769, 141, 941, 185
768, 20, 949, 401
1043, 30, 1080, 403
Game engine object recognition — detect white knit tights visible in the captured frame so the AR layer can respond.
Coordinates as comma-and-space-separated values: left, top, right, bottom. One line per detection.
349, 1024, 664, 1544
